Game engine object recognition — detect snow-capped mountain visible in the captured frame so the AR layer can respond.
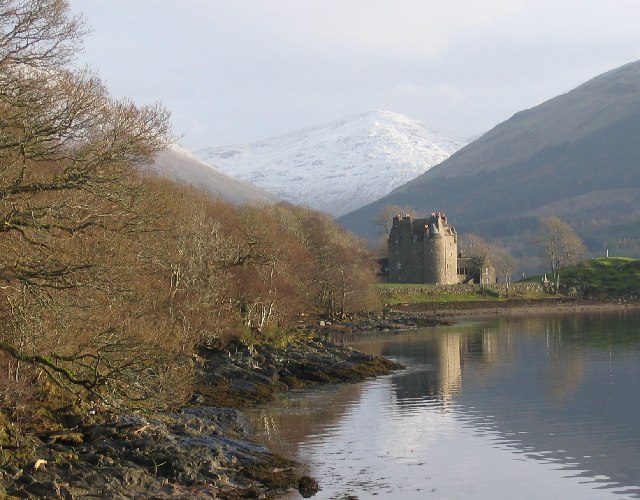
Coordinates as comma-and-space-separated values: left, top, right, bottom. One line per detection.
195, 111, 466, 216
144, 144, 278, 205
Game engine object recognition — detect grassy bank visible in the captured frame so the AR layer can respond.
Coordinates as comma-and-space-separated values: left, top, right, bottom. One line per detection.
379, 257, 640, 305
541, 257, 640, 298
376, 282, 553, 305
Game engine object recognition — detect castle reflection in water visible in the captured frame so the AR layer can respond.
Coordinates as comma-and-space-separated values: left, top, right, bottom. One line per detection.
354, 312, 631, 408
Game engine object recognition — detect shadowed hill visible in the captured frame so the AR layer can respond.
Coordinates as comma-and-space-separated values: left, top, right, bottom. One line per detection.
340, 60, 640, 262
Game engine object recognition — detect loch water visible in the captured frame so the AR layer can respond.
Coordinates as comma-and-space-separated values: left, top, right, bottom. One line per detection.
246, 310, 640, 499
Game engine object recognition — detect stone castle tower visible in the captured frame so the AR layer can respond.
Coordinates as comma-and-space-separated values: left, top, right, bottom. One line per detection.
387, 212, 458, 284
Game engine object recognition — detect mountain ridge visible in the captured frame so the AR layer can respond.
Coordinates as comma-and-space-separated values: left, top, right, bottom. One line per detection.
195, 110, 467, 216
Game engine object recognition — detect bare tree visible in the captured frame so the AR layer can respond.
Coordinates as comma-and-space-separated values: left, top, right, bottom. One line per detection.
535, 216, 586, 293
373, 203, 419, 236
304, 212, 379, 318
0, 0, 86, 69
0, 0, 173, 408
462, 234, 518, 287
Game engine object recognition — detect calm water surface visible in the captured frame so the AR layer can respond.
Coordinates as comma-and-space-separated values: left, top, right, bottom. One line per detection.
246, 310, 640, 499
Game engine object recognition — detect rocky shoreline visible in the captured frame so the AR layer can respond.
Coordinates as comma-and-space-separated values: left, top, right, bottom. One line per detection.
4, 300, 636, 498
194, 333, 404, 410
0, 332, 404, 499
1, 407, 294, 499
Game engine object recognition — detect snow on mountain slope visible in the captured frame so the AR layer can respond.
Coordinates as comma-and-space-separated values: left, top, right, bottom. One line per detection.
195, 111, 466, 216
144, 144, 278, 205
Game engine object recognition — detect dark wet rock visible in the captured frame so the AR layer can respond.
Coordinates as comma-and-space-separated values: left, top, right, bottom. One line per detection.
196, 335, 404, 408
0, 408, 297, 499
16, 472, 35, 485
299, 475, 320, 497
26, 479, 60, 497
5, 465, 22, 479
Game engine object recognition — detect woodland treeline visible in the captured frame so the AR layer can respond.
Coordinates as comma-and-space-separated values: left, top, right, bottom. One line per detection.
0, 0, 379, 413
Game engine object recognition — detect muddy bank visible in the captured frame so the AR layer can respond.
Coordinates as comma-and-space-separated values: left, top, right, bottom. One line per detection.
278, 300, 638, 338
289, 312, 450, 340
0, 334, 403, 499
286, 299, 640, 337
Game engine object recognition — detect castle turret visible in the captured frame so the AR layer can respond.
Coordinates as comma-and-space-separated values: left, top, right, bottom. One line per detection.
424, 224, 448, 283
428, 213, 457, 284
388, 214, 416, 282
388, 212, 457, 284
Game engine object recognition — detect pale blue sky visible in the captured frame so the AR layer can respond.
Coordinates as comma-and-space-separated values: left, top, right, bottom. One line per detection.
68, 1, 640, 150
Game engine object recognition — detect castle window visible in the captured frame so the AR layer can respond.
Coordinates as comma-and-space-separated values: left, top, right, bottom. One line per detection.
396, 262, 402, 270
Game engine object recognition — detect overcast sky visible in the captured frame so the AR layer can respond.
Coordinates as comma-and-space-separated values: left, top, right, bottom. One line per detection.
68, 1, 640, 151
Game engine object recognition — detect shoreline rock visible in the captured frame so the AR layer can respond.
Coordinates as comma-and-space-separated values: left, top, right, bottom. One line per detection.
195, 334, 404, 409
0, 333, 403, 499
2, 407, 298, 499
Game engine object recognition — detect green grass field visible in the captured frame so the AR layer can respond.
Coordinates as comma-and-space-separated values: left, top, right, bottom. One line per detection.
378, 257, 640, 304
538, 257, 640, 297
375, 284, 552, 305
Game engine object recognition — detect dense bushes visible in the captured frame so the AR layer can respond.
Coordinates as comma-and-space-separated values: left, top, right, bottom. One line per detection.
0, 177, 380, 412
0, 0, 379, 413
139, 182, 380, 349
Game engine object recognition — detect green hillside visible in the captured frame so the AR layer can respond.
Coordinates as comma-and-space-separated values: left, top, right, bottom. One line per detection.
535, 257, 640, 297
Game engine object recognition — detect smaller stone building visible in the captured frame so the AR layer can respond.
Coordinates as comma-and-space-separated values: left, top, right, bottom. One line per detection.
456, 254, 496, 285
387, 212, 495, 284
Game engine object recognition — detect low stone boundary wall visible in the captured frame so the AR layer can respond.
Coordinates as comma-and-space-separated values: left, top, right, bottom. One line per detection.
377, 282, 546, 297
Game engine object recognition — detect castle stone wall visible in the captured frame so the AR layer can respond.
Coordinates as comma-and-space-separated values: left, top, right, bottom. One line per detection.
377, 282, 546, 298
388, 216, 417, 283
388, 212, 459, 284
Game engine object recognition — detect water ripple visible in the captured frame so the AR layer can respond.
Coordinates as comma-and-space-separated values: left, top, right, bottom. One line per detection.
247, 312, 640, 499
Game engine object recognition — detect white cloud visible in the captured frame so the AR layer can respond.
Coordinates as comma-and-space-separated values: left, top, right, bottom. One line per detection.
260, 0, 528, 59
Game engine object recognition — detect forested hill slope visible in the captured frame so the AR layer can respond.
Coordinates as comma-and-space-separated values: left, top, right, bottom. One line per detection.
340, 60, 640, 260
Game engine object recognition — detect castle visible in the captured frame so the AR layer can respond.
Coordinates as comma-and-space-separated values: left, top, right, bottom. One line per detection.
387, 212, 495, 284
